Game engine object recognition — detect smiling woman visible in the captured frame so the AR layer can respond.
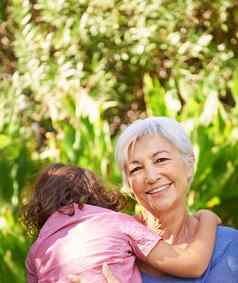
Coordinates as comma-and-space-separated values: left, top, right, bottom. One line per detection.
126, 134, 192, 217
113, 116, 238, 283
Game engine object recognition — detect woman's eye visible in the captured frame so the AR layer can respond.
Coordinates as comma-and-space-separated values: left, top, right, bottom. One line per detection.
155, 158, 169, 163
129, 167, 142, 175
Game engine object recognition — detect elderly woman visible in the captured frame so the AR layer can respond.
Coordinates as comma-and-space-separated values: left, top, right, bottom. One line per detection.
112, 116, 238, 283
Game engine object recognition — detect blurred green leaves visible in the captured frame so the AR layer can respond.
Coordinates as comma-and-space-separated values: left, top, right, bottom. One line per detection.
0, 206, 29, 283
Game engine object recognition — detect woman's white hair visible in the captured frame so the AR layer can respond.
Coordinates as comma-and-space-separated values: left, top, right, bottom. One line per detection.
115, 116, 195, 192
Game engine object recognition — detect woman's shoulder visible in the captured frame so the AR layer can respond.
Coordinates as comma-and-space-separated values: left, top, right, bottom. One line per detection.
215, 225, 238, 252
211, 225, 238, 267
216, 225, 238, 240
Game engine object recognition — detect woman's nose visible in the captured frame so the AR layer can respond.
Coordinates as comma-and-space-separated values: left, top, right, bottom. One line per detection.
145, 167, 160, 184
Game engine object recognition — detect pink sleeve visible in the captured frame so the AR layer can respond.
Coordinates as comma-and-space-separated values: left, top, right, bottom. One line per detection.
26, 251, 37, 283
120, 214, 161, 259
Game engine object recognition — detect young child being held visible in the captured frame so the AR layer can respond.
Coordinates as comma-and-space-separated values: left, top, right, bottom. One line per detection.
22, 163, 220, 283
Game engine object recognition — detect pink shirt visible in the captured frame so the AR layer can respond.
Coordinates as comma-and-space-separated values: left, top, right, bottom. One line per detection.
26, 204, 161, 283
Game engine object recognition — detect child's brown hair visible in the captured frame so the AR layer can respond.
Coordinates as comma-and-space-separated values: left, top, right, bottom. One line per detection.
21, 163, 124, 236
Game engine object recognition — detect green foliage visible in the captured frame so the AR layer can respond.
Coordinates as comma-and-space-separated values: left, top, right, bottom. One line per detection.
0, 206, 30, 283
0, 0, 238, 282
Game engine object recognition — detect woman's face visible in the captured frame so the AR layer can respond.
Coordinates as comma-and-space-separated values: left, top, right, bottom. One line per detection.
126, 134, 192, 216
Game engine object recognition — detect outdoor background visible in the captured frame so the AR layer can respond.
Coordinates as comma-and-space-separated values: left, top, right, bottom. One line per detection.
0, 0, 238, 282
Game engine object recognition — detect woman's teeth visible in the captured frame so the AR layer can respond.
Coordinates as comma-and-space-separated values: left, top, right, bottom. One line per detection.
146, 184, 171, 194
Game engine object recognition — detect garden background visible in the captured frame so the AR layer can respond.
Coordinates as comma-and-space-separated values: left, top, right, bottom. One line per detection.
0, 1, 238, 282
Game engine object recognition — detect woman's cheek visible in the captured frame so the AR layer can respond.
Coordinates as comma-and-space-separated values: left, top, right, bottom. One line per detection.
131, 175, 144, 194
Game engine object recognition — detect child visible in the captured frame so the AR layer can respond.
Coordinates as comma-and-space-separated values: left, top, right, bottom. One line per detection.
22, 163, 219, 283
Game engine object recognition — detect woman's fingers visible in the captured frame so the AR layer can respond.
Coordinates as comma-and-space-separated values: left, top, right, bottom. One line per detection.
67, 264, 121, 283
102, 263, 121, 283
67, 274, 81, 283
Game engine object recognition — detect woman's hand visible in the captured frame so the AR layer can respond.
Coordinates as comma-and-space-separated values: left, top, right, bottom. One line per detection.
195, 209, 222, 225
102, 263, 121, 283
68, 263, 121, 283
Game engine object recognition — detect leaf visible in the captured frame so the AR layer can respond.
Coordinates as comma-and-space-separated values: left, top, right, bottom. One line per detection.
143, 74, 168, 116
0, 135, 11, 149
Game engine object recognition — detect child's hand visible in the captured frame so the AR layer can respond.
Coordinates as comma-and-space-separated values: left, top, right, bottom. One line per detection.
195, 209, 222, 225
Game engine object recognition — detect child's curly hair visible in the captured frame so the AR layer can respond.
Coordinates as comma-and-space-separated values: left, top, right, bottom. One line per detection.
21, 163, 124, 237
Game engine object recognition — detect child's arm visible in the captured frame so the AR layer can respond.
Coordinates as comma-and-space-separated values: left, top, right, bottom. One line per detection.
145, 209, 220, 278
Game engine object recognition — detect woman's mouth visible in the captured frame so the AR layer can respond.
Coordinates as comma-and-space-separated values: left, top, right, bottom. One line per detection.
146, 183, 172, 195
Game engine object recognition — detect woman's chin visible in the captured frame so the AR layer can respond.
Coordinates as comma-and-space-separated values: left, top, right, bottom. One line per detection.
149, 197, 177, 215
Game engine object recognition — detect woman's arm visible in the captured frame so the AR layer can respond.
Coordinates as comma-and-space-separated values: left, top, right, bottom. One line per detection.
145, 210, 219, 278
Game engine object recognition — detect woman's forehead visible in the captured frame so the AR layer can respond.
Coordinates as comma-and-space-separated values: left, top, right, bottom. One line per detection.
127, 134, 176, 161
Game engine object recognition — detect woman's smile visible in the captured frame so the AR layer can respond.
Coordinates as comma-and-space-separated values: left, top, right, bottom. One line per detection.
145, 182, 173, 195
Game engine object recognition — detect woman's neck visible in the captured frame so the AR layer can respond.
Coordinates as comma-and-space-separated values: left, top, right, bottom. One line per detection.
144, 205, 199, 244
